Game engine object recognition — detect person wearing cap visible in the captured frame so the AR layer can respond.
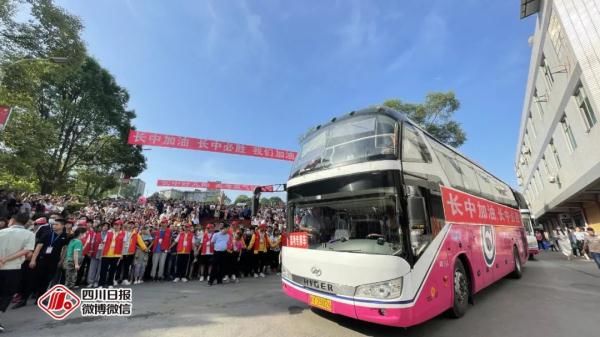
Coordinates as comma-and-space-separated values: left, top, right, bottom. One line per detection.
117, 221, 148, 285
74, 218, 91, 286
247, 223, 270, 278
98, 220, 125, 288
208, 223, 231, 286
150, 219, 171, 281
173, 223, 194, 282
86, 222, 108, 287
13, 217, 68, 309
197, 223, 214, 282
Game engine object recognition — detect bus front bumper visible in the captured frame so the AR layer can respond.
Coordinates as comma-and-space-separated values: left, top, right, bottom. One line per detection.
282, 277, 414, 327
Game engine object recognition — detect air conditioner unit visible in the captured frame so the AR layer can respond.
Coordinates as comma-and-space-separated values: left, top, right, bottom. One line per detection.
521, 147, 531, 155
519, 157, 526, 165
548, 175, 558, 184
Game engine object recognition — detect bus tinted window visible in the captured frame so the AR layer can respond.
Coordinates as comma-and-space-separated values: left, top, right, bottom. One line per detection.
402, 124, 432, 162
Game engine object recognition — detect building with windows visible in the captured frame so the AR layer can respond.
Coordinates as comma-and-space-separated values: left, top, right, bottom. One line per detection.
516, 0, 600, 232
158, 188, 221, 202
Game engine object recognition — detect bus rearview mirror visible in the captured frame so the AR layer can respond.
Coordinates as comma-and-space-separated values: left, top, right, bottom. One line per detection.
407, 196, 426, 227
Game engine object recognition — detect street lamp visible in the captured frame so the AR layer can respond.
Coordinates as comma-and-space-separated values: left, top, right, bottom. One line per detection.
4, 56, 68, 67
0, 56, 68, 86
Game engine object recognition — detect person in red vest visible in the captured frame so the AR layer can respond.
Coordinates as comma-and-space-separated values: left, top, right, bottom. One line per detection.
86, 222, 107, 287
247, 223, 270, 278
173, 223, 194, 282
98, 220, 126, 288
198, 223, 214, 282
116, 221, 147, 285
150, 219, 171, 281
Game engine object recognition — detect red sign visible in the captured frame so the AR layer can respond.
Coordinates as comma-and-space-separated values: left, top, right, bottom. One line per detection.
440, 186, 521, 227
38, 284, 81, 320
0, 105, 11, 128
287, 232, 309, 248
157, 179, 274, 192
128, 130, 297, 161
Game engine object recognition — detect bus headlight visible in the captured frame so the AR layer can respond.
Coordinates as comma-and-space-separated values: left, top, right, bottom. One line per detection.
281, 265, 292, 280
355, 278, 403, 299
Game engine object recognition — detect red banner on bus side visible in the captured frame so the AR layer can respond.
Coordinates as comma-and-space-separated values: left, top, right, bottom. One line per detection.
157, 179, 274, 192
440, 186, 521, 227
287, 232, 309, 248
128, 130, 297, 162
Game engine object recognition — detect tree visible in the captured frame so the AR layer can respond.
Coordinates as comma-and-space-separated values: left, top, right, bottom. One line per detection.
260, 197, 270, 207
1, 56, 146, 194
269, 196, 284, 206
234, 194, 251, 205
384, 91, 466, 147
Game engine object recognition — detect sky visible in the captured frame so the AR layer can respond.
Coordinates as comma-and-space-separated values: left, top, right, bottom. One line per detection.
55, 0, 536, 200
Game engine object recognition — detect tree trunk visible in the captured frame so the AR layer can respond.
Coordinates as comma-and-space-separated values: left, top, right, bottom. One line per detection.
40, 181, 54, 195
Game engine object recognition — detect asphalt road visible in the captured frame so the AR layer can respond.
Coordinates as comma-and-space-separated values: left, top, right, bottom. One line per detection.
2, 252, 598, 337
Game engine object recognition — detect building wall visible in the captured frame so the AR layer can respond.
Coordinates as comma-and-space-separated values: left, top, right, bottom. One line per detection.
516, 0, 600, 224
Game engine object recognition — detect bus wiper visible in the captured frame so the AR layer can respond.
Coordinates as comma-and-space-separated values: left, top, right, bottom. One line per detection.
331, 249, 362, 253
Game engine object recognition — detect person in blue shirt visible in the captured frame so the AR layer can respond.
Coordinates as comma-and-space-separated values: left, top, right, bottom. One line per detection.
208, 223, 231, 286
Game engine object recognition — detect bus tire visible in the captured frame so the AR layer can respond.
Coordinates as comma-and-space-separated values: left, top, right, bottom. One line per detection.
511, 247, 523, 279
449, 259, 469, 318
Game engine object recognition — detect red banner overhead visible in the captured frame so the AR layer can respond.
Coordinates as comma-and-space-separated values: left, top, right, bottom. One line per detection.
128, 130, 297, 161
157, 180, 274, 192
441, 186, 521, 227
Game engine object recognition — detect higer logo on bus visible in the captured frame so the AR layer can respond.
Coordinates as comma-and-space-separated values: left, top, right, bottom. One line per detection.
38, 285, 81, 320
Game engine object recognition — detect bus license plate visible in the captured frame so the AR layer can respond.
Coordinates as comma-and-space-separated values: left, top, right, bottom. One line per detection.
309, 295, 332, 312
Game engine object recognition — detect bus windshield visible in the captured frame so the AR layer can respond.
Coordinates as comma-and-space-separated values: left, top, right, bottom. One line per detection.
289, 196, 404, 256
290, 115, 397, 178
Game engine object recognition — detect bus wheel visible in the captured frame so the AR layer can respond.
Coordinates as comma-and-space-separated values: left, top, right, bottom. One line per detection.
511, 247, 523, 279
449, 259, 469, 318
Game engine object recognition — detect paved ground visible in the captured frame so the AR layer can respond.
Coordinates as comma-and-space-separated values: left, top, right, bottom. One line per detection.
2, 252, 599, 337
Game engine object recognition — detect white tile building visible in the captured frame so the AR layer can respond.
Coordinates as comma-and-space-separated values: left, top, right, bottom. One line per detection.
516, 0, 600, 232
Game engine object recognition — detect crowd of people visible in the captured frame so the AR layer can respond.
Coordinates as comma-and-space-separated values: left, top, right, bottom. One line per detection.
534, 227, 600, 267
0, 190, 289, 333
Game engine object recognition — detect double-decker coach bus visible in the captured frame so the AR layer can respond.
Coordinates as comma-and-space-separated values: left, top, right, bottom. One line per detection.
281, 106, 528, 327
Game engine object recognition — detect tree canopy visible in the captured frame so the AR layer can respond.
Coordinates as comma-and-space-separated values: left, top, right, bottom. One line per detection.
0, 0, 146, 196
384, 91, 466, 147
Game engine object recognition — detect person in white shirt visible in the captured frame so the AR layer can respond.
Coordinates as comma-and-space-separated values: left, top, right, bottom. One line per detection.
0, 213, 35, 333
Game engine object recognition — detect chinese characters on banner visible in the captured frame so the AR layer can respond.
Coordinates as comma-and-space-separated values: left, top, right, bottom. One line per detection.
157, 180, 274, 192
0, 105, 12, 129
287, 232, 309, 248
128, 130, 297, 162
440, 186, 521, 227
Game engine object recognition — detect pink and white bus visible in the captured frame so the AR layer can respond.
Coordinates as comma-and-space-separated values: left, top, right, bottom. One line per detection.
281, 106, 528, 327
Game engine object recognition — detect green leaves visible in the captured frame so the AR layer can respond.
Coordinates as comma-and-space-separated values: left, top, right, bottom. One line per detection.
384, 91, 467, 147
0, 0, 146, 196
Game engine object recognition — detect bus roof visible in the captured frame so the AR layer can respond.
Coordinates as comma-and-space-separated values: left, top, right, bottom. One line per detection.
301, 105, 513, 195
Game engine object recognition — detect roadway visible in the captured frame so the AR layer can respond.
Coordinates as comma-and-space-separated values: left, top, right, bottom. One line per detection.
2, 252, 598, 337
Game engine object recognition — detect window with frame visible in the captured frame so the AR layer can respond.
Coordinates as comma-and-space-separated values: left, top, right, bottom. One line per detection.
535, 168, 543, 191
402, 124, 432, 162
540, 55, 554, 90
548, 12, 565, 60
528, 112, 537, 138
560, 114, 577, 152
533, 87, 545, 118
574, 83, 597, 130
549, 138, 561, 169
